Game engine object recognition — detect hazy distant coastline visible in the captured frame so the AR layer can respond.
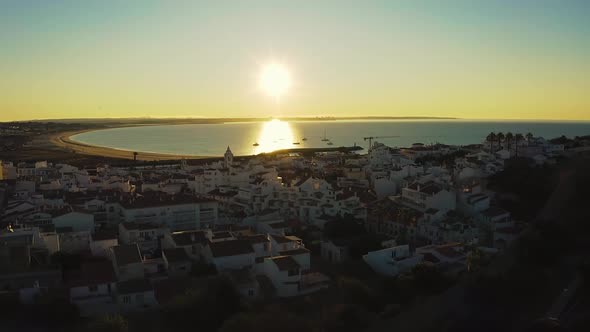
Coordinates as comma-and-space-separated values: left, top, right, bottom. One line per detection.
23, 116, 459, 126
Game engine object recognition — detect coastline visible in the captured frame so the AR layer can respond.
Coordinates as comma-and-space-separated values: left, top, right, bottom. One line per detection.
48, 128, 215, 161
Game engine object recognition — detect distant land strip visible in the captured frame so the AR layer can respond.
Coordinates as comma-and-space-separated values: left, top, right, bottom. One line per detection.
18, 116, 459, 125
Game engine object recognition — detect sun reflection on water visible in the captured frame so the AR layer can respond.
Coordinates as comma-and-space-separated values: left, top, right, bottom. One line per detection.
253, 119, 297, 154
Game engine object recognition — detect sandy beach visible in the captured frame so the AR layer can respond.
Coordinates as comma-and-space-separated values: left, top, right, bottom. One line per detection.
48, 128, 215, 161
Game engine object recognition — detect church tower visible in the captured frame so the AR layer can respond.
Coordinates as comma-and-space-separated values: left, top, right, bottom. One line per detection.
224, 146, 234, 168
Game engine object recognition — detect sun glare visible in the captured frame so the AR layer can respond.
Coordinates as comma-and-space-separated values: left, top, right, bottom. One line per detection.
259, 62, 291, 100
254, 119, 295, 154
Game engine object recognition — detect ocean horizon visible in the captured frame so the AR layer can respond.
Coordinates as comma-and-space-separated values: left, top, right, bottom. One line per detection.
71, 120, 590, 156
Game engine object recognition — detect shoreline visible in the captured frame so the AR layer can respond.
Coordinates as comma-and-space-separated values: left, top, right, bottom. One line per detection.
48, 128, 216, 161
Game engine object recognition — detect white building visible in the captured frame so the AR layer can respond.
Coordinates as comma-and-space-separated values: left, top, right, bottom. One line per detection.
263, 255, 329, 297
203, 239, 256, 272
66, 260, 116, 317
116, 278, 158, 312
161, 229, 212, 261
90, 231, 119, 257
118, 222, 169, 256
401, 181, 456, 212
162, 248, 192, 277
110, 244, 144, 281
52, 209, 95, 233
118, 194, 218, 231
363, 245, 423, 276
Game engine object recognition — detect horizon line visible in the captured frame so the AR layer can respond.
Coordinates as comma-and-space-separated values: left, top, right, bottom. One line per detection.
3, 116, 590, 123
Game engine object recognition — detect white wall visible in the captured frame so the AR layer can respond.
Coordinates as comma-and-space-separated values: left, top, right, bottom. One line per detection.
212, 253, 255, 271
363, 245, 423, 276
53, 212, 95, 233
91, 239, 118, 257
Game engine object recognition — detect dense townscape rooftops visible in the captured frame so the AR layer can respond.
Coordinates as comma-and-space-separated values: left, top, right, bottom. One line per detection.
1, 132, 590, 331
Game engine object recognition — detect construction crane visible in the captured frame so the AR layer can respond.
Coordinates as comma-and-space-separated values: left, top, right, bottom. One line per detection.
363, 136, 399, 150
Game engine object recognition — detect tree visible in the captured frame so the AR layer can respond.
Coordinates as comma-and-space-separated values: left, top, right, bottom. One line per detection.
347, 234, 383, 258
337, 277, 374, 309
165, 276, 243, 331
323, 303, 371, 332
514, 133, 524, 157
526, 132, 533, 144
505, 132, 514, 155
486, 132, 497, 152
87, 314, 128, 332
497, 132, 505, 151
220, 307, 313, 332
411, 262, 450, 294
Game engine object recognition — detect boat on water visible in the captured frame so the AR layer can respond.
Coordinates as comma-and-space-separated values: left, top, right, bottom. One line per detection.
327, 141, 334, 145
302, 137, 308, 141
293, 142, 300, 145
252, 142, 259, 146
321, 129, 329, 141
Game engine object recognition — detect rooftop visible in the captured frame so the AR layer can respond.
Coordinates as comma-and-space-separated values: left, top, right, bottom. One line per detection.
269, 255, 300, 271
64, 260, 116, 287
171, 230, 208, 246
120, 221, 163, 231
119, 193, 215, 209
240, 234, 270, 244
92, 230, 118, 241
208, 239, 254, 258
112, 244, 142, 267
162, 248, 191, 263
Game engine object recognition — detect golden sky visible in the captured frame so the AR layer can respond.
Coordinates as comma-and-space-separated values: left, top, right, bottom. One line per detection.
1, 1, 589, 121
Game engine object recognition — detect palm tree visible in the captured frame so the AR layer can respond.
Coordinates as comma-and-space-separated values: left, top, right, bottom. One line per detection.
496, 132, 505, 151
514, 133, 524, 156
526, 132, 533, 144
486, 132, 496, 152
505, 132, 514, 154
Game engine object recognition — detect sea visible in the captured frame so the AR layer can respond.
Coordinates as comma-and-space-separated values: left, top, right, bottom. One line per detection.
70, 120, 590, 156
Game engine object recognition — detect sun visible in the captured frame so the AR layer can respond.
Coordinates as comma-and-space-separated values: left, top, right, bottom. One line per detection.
259, 62, 291, 100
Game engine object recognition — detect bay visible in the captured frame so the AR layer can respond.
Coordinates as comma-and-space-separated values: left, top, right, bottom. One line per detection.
71, 120, 590, 156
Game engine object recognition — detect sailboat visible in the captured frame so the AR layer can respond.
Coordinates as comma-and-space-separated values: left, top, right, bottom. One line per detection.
252, 142, 259, 147
321, 129, 329, 142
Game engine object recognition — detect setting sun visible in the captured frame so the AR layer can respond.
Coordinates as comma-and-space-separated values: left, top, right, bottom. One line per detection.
259, 62, 291, 100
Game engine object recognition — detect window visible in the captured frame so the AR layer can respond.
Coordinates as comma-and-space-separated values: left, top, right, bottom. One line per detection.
88, 285, 98, 292
248, 289, 255, 297
122, 296, 131, 304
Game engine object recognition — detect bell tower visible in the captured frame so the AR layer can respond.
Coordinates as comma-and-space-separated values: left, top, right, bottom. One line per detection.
224, 146, 234, 168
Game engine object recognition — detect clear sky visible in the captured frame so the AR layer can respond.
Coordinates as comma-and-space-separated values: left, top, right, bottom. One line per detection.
1, 0, 589, 121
